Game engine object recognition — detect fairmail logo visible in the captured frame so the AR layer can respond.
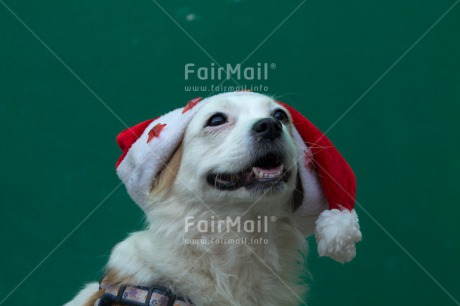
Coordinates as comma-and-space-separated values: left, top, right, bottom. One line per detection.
184, 215, 276, 234
184, 63, 276, 81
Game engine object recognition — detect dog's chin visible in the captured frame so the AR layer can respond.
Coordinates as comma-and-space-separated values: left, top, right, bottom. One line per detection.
206, 152, 292, 193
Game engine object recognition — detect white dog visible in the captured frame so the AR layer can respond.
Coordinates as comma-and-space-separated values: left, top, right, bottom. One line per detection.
66, 92, 361, 306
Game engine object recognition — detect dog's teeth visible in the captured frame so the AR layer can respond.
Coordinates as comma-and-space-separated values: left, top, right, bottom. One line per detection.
253, 166, 284, 180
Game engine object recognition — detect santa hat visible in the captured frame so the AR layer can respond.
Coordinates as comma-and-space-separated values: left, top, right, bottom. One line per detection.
115, 92, 361, 263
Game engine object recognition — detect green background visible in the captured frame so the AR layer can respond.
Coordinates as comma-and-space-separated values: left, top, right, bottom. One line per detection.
1, 0, 459, 305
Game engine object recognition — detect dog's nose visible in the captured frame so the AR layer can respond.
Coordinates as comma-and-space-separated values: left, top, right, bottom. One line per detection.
252, 118, 282, 140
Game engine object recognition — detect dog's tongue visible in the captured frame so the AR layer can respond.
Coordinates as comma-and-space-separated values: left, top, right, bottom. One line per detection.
252, 165, 283, 178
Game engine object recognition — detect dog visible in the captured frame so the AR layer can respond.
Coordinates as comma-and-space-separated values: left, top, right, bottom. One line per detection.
66, 92, 361, 306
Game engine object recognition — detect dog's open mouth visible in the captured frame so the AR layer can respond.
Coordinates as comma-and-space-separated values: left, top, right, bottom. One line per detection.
206, 152, 290, 191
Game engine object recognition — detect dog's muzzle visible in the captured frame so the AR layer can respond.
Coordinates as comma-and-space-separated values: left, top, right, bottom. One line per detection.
207, 117, 292, 191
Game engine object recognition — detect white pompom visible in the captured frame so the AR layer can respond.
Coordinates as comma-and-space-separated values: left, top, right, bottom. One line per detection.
315, 209, 362, 263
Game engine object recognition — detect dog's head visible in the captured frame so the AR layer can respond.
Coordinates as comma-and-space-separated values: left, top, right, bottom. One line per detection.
116, 91, 361, 262
173, 93, 299, 205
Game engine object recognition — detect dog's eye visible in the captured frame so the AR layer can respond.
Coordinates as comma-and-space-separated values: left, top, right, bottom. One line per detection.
206, 113, 227, 127
273, 109, 289, 123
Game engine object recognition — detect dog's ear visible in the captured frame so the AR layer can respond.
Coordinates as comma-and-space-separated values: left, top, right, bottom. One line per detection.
292, 173, 304, 212
151, 142, 183, 194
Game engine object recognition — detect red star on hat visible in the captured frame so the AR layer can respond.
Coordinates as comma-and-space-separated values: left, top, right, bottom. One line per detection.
182, 97, 203, 114
147, 123, 167, 143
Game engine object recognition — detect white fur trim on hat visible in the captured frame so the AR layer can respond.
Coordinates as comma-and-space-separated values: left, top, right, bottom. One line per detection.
116, 99, 209, 208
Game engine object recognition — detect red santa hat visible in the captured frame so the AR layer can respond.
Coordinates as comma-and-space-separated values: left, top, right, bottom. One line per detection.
115, 92, 361, 263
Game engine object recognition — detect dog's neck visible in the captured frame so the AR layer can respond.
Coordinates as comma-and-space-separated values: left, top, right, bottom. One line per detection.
105, 195, 307, 306
147, 192, 295, 243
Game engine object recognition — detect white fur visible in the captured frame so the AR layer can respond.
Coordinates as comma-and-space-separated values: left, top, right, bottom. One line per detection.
67, 92, 349, 305
315, 209, 361, 263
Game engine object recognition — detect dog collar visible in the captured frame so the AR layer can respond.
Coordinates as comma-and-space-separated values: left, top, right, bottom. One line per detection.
96, 282, 194, 306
